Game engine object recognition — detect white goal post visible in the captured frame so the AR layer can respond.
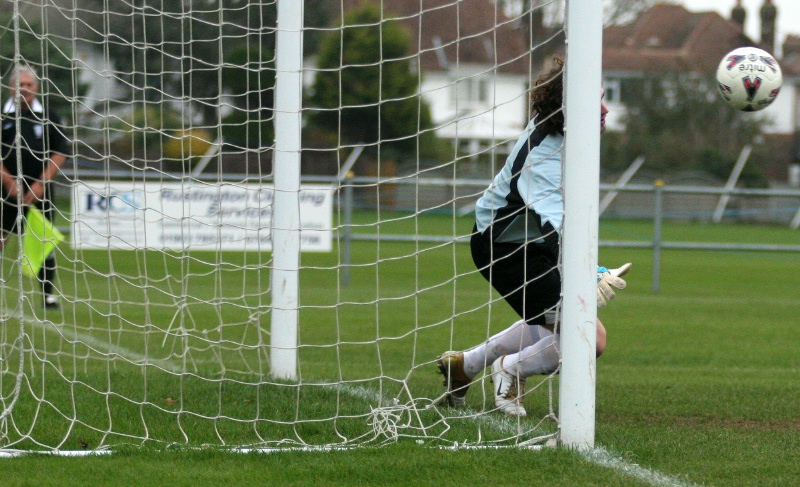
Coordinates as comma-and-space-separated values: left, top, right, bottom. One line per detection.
560, 0, 603, 450
0, 0, 601, 453
270, 0, 304, 381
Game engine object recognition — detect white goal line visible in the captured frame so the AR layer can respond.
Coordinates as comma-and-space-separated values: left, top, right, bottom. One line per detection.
1, 304, 186, 374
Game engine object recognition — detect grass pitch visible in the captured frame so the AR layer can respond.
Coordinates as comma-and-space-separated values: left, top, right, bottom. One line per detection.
0, 215, 798, 485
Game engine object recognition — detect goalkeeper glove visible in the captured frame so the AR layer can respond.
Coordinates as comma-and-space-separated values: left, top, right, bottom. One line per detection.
597, 262, 632, 308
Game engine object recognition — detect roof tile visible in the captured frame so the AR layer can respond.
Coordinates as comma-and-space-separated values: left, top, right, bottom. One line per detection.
603, 4, 754, 74
334, 0, 530, 74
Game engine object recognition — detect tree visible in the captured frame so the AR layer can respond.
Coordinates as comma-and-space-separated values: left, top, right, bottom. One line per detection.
603, 71, 769, 186
303, 0, 334, 55
78, 0, 278, 128
219, 45, 275, 149
308, 3, 435, 158
0, 13, 86, 117
603, 0, 658, 26
77, 0, 331, 131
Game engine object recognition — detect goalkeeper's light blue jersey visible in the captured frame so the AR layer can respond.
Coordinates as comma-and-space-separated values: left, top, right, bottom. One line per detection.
474, 118, 564, 243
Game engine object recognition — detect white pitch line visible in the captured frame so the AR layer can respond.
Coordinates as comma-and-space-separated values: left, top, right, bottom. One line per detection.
331, 383, 548, 438
335, 384, 699, 486
0, 327, 702, 485
0, 449, 111, 458
2, 305, 184, 373
583, 446, 701, 487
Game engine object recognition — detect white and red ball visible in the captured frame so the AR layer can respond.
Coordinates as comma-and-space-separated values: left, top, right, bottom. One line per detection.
715, 46, 782, 112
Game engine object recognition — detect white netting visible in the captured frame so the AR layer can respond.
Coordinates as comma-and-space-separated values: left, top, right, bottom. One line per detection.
0, 0, 571, 451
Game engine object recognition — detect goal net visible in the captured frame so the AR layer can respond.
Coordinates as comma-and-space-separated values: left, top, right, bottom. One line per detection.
0, 0, 600, 452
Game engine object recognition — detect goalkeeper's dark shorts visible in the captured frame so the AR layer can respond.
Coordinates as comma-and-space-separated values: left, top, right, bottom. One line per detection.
470, 223, 561, 326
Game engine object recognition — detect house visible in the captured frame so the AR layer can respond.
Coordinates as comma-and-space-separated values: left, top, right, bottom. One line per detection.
602, 2, 799, 139
325, 0, 540, 160
326, 1, 799, 166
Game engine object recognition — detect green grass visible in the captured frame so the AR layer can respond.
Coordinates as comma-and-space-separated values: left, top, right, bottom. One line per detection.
1, 215, 799, 485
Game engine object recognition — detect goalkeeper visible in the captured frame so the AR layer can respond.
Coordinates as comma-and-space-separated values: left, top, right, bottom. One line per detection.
437, 56, 630, 417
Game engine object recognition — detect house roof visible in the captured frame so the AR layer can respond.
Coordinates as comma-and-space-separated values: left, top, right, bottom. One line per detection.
332, 0, 531, 75
603, 3, 754, 74
781, 35, 800, 77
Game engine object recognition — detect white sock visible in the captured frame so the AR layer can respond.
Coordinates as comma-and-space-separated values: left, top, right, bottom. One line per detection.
461, 320, 551, 378
503, 333, 560, 378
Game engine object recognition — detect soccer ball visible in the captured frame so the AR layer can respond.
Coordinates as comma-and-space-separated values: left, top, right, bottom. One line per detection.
715, 47, 782, 112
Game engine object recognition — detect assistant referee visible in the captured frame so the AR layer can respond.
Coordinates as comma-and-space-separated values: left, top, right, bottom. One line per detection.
0, 65, 70, 310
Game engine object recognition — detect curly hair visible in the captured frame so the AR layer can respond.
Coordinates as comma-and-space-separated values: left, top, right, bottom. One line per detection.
530, 56, 564, 136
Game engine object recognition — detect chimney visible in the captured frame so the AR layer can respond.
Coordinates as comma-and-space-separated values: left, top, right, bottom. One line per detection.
731, 0, 746, 30
783, 35, 800, 58
760, 0, 777, 54
526, 0, 545, 46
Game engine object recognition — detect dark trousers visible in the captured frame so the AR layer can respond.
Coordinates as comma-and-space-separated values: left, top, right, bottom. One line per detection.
470, 225, 561, 326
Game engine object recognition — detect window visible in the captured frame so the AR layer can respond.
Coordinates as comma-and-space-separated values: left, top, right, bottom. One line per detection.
451, 76, 489, 107
603, 77, 621, 104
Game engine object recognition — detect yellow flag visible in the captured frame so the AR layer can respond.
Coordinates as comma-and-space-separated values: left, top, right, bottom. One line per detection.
22, 207, 65, 278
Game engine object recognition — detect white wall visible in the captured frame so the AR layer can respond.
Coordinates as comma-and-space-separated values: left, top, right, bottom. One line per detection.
420, 67, 529, 140
604, 101, 628, 132
74, 44, 126, 107
301, 58, 529, 143
602, 75, 799, 135
760, 82, 797, 134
